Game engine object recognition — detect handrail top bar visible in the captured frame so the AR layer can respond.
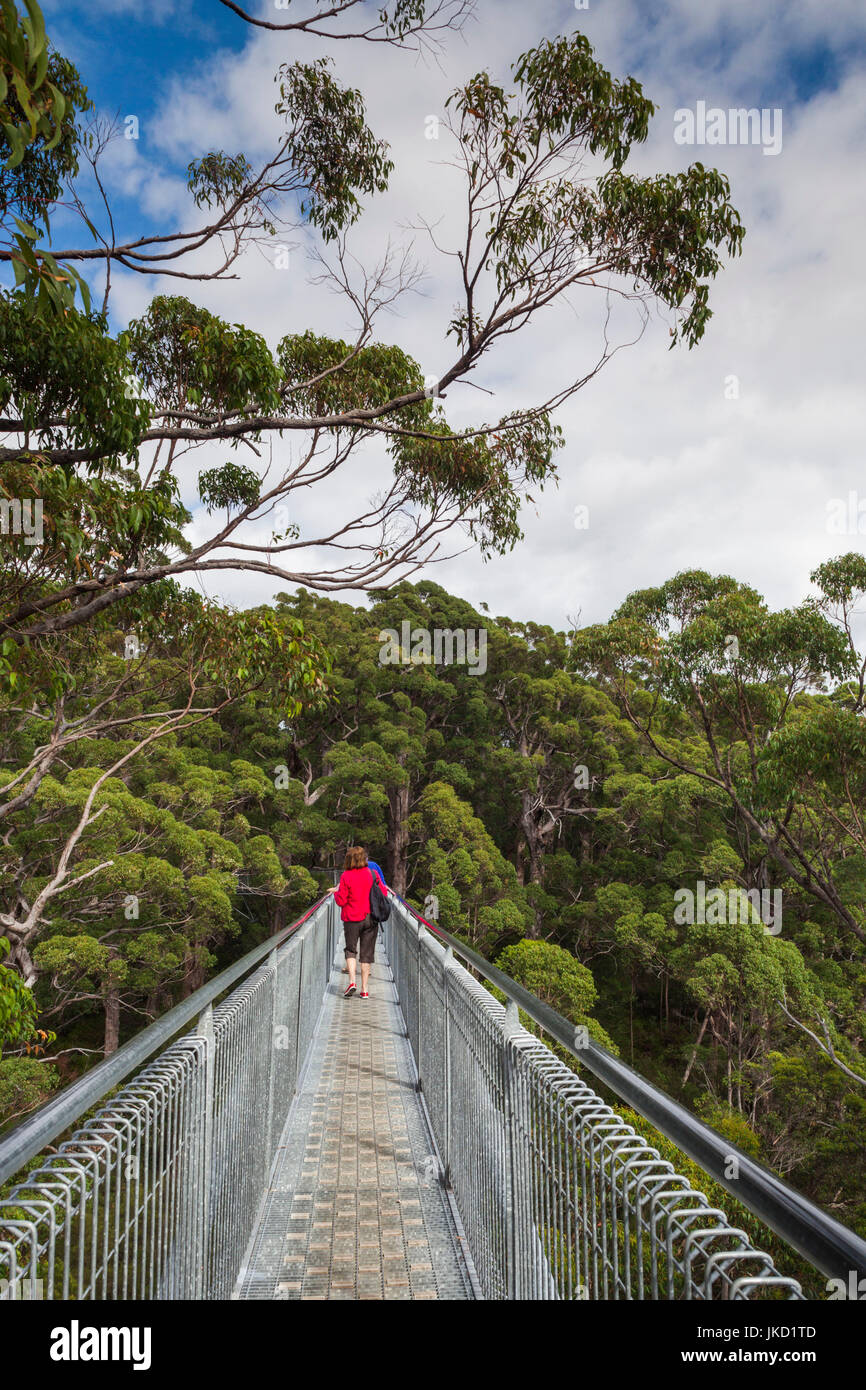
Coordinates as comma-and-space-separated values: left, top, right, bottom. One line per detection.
0, 894, 331, 1188
396, 897, 866, 1285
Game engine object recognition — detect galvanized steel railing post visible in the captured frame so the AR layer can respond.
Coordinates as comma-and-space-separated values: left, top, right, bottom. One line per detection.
294, 930, 306, 1072
192, 1003, 215, 1300
443, 945, 453, 1183
502, 998, 520, 1300
416, 921, 424, 1092
265, 949, 279, 1162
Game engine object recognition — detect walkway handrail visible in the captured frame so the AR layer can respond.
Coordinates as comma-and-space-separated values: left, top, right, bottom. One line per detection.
399, 898, 866, 1286
0, 894, 330, 1187
1, 895, 337, 1299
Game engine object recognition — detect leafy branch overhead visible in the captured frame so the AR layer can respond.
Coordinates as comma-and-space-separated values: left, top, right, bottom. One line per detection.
1, 10, 746, 836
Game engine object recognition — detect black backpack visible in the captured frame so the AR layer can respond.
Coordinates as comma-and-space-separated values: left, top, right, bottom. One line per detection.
369, 870, 391, 922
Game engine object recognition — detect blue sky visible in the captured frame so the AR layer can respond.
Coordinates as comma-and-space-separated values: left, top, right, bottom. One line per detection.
12, 1, 866, 631
42, 1, 246, 128
40, 0, 248, 296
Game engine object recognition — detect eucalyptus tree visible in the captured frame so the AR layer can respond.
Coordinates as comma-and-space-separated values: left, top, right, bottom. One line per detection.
570, 566, 862, 940
1, 0, 456, 307
494, 938, 616, 1053
0, 585, 325, 1040
407, 779, 532, 954
570, 562, 866, 1113
265, 581, 494, 894
2, 8, 747, 661
482, 619, 633, 895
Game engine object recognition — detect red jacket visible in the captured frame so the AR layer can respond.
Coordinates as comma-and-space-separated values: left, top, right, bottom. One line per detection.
334, 866, 382, 922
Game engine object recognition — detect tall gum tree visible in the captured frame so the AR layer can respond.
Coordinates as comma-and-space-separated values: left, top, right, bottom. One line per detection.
2, 11, 746, 656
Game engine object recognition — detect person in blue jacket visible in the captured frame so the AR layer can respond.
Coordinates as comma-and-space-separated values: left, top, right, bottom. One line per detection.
368, 859, 387, 891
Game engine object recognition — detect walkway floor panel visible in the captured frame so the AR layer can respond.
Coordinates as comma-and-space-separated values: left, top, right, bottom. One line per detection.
237, 944, 476, 1300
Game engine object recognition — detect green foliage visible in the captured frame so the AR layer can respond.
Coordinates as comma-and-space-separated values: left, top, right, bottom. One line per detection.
495, 938, 616, 1052
199, 462, 262, 516
409, 781, 532, 951
187, 150, 254, 212
125, 295, 282, 417
0, 1055, 58, 1128
274, 58, 393, 239
1, 0, 93, 312
0, 0, 80, 175
278, 330, 424, 422
447, 32, 744, 348
694, 1096, 763, 1159
0, 935, 38, 1055
392, 411, 562, 558
0, 291, 150, 459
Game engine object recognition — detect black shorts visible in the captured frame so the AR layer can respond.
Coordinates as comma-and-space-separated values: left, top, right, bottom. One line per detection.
343, 915, 378, 964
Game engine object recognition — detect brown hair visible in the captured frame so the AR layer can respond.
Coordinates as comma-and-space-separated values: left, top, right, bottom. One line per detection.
343, 846, 368, 870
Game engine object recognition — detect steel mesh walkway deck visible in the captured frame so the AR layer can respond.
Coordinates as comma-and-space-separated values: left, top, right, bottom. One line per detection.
235, 937, 478, 1300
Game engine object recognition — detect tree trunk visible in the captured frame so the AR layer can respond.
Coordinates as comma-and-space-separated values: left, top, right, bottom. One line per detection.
6, 934, 39, 988
386, 782, 410, 897
520, 795, 544, 885
519, 793, 545, 937
682, 1010, 710, 1086
514, 833, 527, 886
181, 949, 206, 999
104, 990, 120, 1057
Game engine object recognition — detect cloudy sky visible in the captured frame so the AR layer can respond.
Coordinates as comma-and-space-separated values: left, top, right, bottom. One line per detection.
36, 0, 866, 631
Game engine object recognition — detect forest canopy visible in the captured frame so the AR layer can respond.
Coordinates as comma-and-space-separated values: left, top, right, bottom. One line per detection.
2, 565, 865, 1245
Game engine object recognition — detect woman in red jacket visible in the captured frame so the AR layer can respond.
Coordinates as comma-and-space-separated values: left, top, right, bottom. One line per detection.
331, 847, 384, 999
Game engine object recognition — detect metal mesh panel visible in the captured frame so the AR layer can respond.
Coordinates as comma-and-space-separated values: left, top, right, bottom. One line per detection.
386, 902, 803, 1302
442, 949, 510, 1298
505, 1029, 799, 1300
296, 912, 329, 1068
0, 901, 332, 1301
417, 932, 448, 1161
207, 969, 274, 1298
270, 944, 303, 1139
401, 923, 420, 1060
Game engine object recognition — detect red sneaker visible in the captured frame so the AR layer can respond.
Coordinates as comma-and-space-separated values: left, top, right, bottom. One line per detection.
344, 982, 356, 997
360, 991, 369, 999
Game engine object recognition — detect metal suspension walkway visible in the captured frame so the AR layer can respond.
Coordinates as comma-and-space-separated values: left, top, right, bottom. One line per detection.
3, 891, 866, 1301
237, 944, 476, 1300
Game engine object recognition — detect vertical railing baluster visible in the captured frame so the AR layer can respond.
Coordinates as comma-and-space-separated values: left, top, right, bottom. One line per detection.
265, 949, 279, 1165
416, 921, 424, 1090
192, 1004, 215, 1299
502, 998, 520, 1299
443, 945, 453, 1184
294, 931, 306, 1080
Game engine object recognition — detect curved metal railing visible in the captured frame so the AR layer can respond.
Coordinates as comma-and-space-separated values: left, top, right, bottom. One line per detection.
0, 896, 336, 1301
4, 886, 865, 1302
387, 897, 866, 1300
